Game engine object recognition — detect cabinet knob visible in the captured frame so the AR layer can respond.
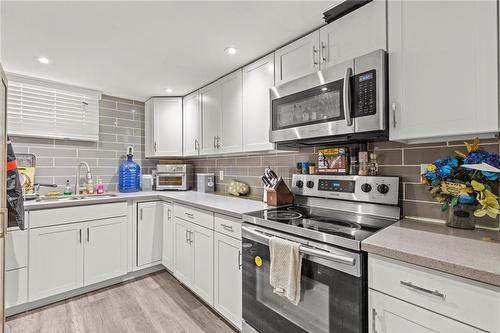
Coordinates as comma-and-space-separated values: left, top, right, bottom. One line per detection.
391, 102, 397, 128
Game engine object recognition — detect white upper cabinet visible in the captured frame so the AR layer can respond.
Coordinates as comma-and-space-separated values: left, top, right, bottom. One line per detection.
319, 0, 386, 68
275, 30, 320, 86
219, 70, 243, 153
200, 81, 221, 155
242, 53, 275, 152
388, 0, 499, 142
183, 91, 201, 157
145, 97, 183, 157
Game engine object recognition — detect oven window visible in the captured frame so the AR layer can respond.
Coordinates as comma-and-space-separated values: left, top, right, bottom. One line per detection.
242, 237, 365, 333
158, 176, 183, 186
272, 79, 344, 131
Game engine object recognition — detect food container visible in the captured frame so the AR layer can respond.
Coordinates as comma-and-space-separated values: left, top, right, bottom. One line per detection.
141, 175, 154, 191
197, 173, 215, 193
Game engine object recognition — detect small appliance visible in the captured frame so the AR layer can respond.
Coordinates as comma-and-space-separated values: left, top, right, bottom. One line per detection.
155, 164, 193, 191
196, 173, 215, 193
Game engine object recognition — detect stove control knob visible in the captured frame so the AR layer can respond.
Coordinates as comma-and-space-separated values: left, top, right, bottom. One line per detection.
377, 184, 390, 194
295, 180, 304, 188
361, 183, 372, 193
306, 181, 315, 189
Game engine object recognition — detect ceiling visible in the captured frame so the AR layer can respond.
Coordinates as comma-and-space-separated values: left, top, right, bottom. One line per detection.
1, 1, 331, 101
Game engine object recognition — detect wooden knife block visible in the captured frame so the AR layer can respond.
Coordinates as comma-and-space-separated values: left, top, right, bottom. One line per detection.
266, 180, 294, 206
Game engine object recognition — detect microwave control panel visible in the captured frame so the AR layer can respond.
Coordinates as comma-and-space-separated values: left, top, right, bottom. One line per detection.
352, 69, 376, 118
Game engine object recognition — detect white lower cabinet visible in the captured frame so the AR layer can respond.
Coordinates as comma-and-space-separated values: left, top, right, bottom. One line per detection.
173, 216, 214, 306
6, 268, 28, 308
368, 254, 499, 333
214, 232, 242, 329
162, 202, 174, 271
84, 217, 127, 285
369, 290, 480, 333
29, 205, 128, 302
137, 201, 163, 267
29, 223, 84, 301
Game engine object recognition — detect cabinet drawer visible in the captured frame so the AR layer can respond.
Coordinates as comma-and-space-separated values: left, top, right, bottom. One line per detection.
6, 229, 28, 270
174, 203, 214, 230
215, 214, 241, 239
6, 268, 28, 308
368, 254, 500, 333
30, 202, 127, 228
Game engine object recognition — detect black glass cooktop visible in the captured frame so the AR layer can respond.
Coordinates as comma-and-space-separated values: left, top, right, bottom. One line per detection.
244, 205, 395, 243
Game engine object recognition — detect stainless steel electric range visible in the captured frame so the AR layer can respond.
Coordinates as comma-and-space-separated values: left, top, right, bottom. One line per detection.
241, 174, 400, 333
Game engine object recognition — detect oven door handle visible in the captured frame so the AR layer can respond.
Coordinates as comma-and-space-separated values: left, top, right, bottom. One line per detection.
343, 67, 353, 127
242, 226, 356, 266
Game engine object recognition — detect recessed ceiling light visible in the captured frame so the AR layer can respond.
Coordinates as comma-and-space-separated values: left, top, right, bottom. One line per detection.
321, 87, 328, 91
224, 47, 237, 55
38, 56, 50, 64
164, 88, 172, 93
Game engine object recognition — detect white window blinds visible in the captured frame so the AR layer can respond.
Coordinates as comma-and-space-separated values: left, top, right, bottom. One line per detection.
7, 74, 100, 141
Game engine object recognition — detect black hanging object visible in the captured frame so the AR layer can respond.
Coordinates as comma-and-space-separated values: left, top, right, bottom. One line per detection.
323, 0, 373, 23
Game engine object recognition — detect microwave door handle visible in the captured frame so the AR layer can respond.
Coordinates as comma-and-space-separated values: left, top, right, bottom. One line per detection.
343, 67, 353, 126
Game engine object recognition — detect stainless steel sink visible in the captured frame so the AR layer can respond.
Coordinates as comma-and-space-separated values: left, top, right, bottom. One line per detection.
34, 194, 118, 202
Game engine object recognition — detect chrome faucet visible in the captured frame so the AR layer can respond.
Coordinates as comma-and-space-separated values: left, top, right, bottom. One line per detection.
75, 162, 93, 194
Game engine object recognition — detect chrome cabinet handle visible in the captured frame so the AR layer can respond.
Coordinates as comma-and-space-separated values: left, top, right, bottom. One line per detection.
185, 212, 194, 219
238, 250, 242, 269
154, 141, 157, 152
79, 229, 82, 243
216, 136, 221, 149
87, 227, 90, 242
372, 308, 378, 333
312, 45, 318, 65
213, 136, 217, 148
320, 42, 327, 63
343, 67, 353, 126
391, 102, 397, 128
194, 139, 199, 151
185, 229, 189, 243
188, 230, 193, 244
140, 208, 143, 220
167, 208, 172, 220
221, 224, 233, 232
400, 281, 446, 300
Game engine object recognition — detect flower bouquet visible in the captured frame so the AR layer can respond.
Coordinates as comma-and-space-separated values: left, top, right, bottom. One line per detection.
421, 138, 500, 229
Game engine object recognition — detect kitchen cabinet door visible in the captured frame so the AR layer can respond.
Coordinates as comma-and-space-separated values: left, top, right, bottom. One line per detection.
319, 0, 386, 69
242, 54, 275, 152
190, 222, 214, 305
5, 268, 27, 308
275, 30, 320, 86
29, 223, 84, 301
219, 70, 243, 154
183, 91, 201, 157
137, 202, 163, 267
153, 98, 183, 156
214, 232, 242, 329
83, 216, 127, 286
388, 0, 498, 142
162, 202, 174, 271
369, 290, 476, 333
173, 217, 193, 285
200, 82, 220, 155
144, 99, 154, 158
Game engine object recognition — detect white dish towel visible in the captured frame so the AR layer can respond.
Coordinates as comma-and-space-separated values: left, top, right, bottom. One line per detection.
269, 236, 303, 305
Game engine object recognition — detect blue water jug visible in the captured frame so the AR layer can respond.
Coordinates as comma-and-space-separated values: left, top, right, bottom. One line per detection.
119, 147, 141, 192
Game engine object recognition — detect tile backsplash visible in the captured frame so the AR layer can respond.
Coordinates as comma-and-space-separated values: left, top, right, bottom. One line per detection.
11, 94, 156, 193
190, 138, 500, 229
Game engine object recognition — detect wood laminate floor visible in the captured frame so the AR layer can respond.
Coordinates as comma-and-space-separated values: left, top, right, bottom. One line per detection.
7, 271, 237, 333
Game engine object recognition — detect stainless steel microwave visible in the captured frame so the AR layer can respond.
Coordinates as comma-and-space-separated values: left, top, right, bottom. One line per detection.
155, 164, 193, 191
270, 49, 387, 146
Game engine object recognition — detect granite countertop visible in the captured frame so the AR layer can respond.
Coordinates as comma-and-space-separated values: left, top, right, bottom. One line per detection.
362, 219, 500, 287
23, 191, 269, 219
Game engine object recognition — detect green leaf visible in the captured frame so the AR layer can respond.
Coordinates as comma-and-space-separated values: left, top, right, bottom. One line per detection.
441, 202, 449, 212
450, 197, 459, 207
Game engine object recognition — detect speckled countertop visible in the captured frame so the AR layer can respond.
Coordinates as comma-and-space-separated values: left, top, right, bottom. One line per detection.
362, 219, 500, 286
23, 191, 269, 219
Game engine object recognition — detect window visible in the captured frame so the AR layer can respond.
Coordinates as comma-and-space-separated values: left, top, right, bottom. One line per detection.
7, 74, 100, 141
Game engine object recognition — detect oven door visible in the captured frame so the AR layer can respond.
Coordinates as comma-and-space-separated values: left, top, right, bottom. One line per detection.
242, 225, 366, 333
270, 60, 355, 143
156, 173, 186, 190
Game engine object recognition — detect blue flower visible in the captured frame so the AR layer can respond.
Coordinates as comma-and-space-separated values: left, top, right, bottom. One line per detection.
481, 171, 498, 181
438, 165, 453, 177
458, 194, 475, 205
448, 158, 459, 168
424, 171, 438, 181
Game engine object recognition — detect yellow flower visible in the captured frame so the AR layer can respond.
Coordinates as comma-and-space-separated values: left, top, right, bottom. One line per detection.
471, 180, 485, 191
426, 164, 437, 172
455, 150, 466, 158
465, 137, 480, 153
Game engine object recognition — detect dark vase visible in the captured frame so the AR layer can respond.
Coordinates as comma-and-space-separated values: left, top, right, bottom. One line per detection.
446, 204, 476, 230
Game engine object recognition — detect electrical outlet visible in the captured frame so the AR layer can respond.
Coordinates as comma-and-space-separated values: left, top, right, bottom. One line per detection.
219, 170, 224, 181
